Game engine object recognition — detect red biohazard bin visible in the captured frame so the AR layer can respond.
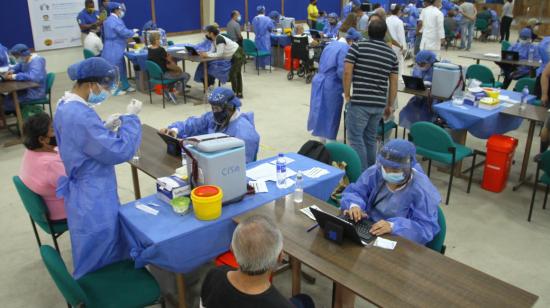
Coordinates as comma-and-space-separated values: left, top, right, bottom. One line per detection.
481, 135, 518, 192
284, 45, 300, 71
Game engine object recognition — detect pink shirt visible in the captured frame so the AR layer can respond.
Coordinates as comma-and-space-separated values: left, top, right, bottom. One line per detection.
19, 149, 67, 221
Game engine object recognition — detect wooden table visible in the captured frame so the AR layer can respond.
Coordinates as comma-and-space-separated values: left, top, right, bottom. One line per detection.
500, 104, 548, 190
459, 53, 542, 68
0, 81, 39, 147
128, 124, 181, 199
235, 194, 538, 308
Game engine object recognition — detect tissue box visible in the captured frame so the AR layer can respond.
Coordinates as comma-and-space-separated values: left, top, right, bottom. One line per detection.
156, 176, 191, 204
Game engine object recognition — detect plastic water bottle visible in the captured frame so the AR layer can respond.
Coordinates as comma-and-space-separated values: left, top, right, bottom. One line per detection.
520, 85, 529, 110
294, 171, 303, 203
276, 153, 287, 188
528, 46, 534, 62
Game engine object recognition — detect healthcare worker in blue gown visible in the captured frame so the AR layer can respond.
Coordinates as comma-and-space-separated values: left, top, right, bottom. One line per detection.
500, 28, 540, 89
399, 50, 438, 129
269, 10, 281, 28
54, 57, 143, 279
0, 43, 9, 72
160, 87, 260, 163
322, 13, 340, 38
194, 25, 232, 88
342, 0, 360, 20
341, 139, 440, 245
252, 5, 274, 70
307, 28, 362, 143
102, 2, 138, 95
1, 44, 47, 112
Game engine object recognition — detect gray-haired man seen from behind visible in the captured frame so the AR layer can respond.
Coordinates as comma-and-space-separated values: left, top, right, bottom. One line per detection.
200, 215, 314, 308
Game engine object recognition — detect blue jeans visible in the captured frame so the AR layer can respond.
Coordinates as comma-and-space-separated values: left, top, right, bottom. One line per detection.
289, 294, 315, 308
460, 20, 475, 50
346, 104, 384, 170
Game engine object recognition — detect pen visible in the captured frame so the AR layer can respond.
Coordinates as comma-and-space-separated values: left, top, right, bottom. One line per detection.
306, 223, 319, 232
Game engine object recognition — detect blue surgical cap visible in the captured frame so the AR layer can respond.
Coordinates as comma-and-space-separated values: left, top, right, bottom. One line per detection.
10, 44, 31, 56
269, 10, 281, 20
346, 28, 362, 41
67, 57, 116, 81
328, 12, 338, 19
416, 50, 437, 64
377, 139, 418, 169
106, 2, 122, 12
257, 5, 266, 14
208, 87, 242, 108
143, 20, 158, 31
519, 28, 532, 40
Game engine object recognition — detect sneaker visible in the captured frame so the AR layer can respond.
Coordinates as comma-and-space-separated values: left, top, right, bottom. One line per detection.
125, 86, 136, 93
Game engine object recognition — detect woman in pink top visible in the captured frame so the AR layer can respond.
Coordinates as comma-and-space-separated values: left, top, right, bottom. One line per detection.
19, 113, 67, 221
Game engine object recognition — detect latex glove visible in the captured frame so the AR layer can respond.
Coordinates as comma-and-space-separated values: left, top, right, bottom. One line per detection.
105, 113, 122, 131
127, 99, 143, 115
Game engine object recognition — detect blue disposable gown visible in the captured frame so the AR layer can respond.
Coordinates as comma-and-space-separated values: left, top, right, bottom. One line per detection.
307, 41, 349, 140
193, 39, 231, 84
342, 3, 353, 19
490, 10, 500, 37
340, 166, 441, 245
76, 9, 100, 34
399, 65, 437, 129
509, 42, 540, 76
323, 23, 340, 38
54, 94, 142, 278
3, 55, 47, 112
537, 37, 550, 76
168, 111, 260, 163
102, 15, 134, 85
252, 15, 273, 68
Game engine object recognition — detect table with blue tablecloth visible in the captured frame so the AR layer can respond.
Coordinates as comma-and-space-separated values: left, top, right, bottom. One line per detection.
119, 152, 344, 274
271, 34, 292, 47
125, 44, 188, 72
433, 90, 536, 139
270, 34, 291, 68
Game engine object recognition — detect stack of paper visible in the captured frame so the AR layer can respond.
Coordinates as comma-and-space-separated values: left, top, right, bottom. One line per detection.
246, 163, 297, 182
248, 180, 268, 193
302, 167, 329, 179
300, 205, 321, 221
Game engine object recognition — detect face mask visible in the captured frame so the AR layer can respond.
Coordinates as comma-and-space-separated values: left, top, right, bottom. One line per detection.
237, 16, 242, 22
213, 110, 229, 125
88, 84, 110, 106
519, 39, 530, 45
48, 136, 57, 147
16, 57, 26, 64
119, 11, 125, 18
381, 167, 406, 184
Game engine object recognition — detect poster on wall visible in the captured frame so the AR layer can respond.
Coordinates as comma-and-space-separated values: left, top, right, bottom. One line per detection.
27, 0, 96, 50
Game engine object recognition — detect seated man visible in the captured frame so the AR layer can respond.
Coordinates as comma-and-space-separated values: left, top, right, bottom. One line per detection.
476, 6, 492, 41
499, 28, 541, 89
83, 24, 103, 56
200, 215, 314, 308
1, 44, 47, 112
159, 87, 259, 163
294, 24, 319, 62
399, 50, 438, 129
19, 112, 67, 221
526, 18, 543, 42
444, 8, 458, 50
341, 139, 440, 243
147, 31, 190, 102
323, 13, 340, 38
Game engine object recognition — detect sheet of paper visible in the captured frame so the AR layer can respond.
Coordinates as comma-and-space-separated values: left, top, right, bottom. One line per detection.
136, 203, 159, 215
246, 163, 296, 182
373, 237, 397, 250
269, 157, 295, 165
248, 180, 268, 193
302, 167, 330, 179
278, 178, 296, 189
300, 205, 321, 221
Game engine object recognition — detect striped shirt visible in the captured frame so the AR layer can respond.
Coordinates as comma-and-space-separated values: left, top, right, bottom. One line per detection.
345, 39, 398, 107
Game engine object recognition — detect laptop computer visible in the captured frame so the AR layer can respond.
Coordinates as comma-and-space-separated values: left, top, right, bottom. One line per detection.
403, 75, 426, 91
309, 29, 321, 39
157, 132, 182, 157
502, 50, 519, 61
185, 46, 199, 56
310, 207, 376, 245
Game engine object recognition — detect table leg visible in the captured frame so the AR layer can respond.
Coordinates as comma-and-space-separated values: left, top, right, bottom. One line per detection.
476, 59, 480, 65
131, 165, 141, 200
450, 129, 467, 175
513, 120, 536, 191
290, 256, 301, 296
176, 273, 187, 308
203, 62, 209, 93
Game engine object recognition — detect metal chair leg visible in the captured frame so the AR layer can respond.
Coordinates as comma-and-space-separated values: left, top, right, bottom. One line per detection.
427, 160, 432, 177
528, 166, 540, 221
446, 161, 454, 205
467, 153, 477, 193
544, 185, 549, 210
30, 218, 42, 248
148, 82, 153, 105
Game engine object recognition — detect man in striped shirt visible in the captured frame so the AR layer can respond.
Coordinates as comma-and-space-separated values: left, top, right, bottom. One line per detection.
343, 19, 398, 170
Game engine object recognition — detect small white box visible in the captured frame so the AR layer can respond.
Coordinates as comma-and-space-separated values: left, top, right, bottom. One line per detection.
156, 176, 191, 204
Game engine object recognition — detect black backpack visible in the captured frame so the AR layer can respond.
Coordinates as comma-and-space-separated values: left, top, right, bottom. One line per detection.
297, 140, 332, 165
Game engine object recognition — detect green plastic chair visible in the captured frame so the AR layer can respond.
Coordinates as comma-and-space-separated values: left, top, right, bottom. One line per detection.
167, 40, 174, 46
242, 39, 272, 75
409, 122, 477, 205
377, 119, 398, 143
315, 22, 325, 31
24, 72, 55, 116
145, 60, 186, 108
475, 18, 489, 39
501, 40, 511, 51
40, 245, 164, 308
466, 64, 503, 88
426, 206, 447, 254
12, 176, 68, 253
528, 151, 550, 222
513, 77, 536, 94
324, 142, 362, 207
83, 49, 95, 59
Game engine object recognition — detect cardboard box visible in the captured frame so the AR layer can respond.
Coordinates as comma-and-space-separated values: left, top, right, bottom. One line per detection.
156, 176, 191, 204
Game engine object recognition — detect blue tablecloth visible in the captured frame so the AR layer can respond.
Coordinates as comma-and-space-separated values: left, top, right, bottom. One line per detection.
119, 153, 344, 273
271, 34, 292, 47
433, 90, 536, 139
124, 44, 188, 72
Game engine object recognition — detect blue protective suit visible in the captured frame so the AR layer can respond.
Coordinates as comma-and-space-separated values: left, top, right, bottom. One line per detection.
54, 93, 142, 279
252, 15, 273, 68
399, 65, 437, 129
76, 9, 100, 34
342, 3, 353, 19
490, 10, 500, 37
307, 41, 349, 140
168, 111, 260, 163
440, 0, 454, 16
537, 37, 550, 77
193, 39, 231, 84
509, 41, 541, 76
323, 23, 340, 38
3, 55, 47, 112
340, 166, 441, 245
102, 14, 134, 90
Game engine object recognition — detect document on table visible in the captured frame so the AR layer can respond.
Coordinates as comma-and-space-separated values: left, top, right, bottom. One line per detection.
249, 180, 268, 193
373, 237, 397, 250
300, 205, 321, 221
302, 167, 329, 178
246, 163, 297, 182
